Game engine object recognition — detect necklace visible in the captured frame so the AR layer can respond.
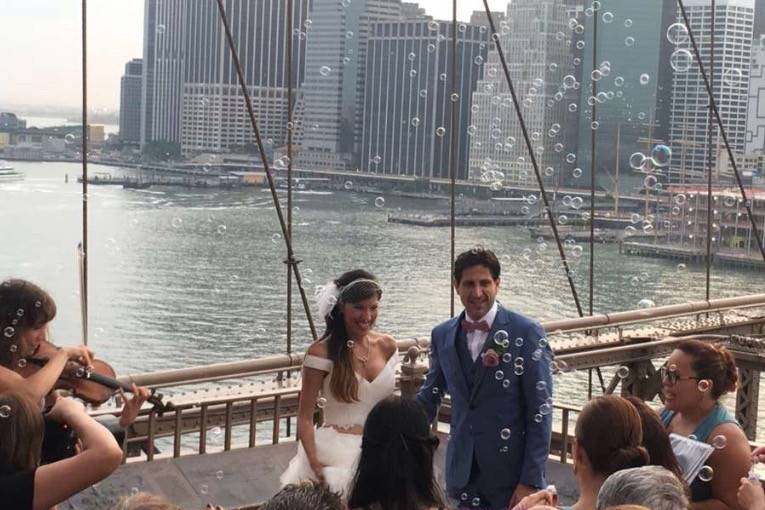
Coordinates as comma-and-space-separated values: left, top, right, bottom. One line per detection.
349, 336, 371, 365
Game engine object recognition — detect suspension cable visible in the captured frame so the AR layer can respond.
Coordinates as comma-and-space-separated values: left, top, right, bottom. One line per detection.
704, 0, 715, 301
449, 0, 457, 317
676, 0, 765, 266
286, 0, 294, 354
80, 0, 89, 345
480, 0, 584, 317
215, 0, 317, 341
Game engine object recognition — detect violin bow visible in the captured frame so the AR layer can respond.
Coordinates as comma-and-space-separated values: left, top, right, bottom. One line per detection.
77, 242, 88, 346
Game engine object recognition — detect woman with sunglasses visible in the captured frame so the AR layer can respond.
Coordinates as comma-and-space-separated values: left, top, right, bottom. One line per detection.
660, 340, 751, 510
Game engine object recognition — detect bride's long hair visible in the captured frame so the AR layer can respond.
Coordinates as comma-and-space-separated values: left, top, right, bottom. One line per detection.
323, 269, 382, 403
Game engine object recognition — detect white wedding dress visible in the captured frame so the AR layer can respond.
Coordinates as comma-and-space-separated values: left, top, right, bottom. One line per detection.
279, 352, 398, 495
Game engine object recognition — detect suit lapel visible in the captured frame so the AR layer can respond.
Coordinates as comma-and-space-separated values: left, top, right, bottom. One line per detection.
469, 306, 510, 402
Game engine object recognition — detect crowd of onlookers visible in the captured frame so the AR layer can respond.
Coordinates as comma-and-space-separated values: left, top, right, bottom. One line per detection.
2, 276, 765, 509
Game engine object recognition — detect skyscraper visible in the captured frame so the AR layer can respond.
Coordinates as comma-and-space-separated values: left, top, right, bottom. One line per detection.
295, 0, 402, 170
119, 59, 143, 144
360, 20, 489, 178
467, 0, 571, 187
668, 0, 755, 183
746, 37, 765, 155
140, 0, 311, 153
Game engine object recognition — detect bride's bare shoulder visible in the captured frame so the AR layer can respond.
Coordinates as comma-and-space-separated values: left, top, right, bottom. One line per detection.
306, 338, 329, 358
372, 332, 397, 357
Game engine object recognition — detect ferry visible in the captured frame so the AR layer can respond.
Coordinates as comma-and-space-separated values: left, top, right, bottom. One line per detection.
0, 161, 24, 181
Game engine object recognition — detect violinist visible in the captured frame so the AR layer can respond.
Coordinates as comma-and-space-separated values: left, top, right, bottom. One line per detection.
0, 278, 151, 429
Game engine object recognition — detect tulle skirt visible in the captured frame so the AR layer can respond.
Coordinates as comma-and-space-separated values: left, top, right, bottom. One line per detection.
279, 426, 362, 496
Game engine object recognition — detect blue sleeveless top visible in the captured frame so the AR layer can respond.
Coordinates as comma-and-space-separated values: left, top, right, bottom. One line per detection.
660, 404, 739, 502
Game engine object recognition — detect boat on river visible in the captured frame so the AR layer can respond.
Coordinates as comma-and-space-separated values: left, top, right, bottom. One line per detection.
0, 161, 24, 181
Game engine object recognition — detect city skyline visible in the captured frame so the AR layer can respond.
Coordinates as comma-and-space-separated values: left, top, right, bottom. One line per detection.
1, 0, 508, 111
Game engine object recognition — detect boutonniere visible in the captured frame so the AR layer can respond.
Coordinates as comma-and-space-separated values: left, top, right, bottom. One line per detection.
481, 349, 501, 367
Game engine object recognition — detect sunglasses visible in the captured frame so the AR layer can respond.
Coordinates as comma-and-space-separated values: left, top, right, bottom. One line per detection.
660, 365, 701, 385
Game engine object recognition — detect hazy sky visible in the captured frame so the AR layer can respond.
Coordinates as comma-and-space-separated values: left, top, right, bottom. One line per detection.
2, 0, 507, 111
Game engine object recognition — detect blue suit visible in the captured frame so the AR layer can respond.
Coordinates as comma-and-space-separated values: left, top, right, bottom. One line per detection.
417, 305, 553, 509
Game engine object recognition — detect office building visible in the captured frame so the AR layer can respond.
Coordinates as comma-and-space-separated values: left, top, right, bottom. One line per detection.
746, 37, 765, 156
119, 59, 143, 143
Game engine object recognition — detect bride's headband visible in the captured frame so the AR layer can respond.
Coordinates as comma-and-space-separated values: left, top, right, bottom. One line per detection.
315, 278, 382, 318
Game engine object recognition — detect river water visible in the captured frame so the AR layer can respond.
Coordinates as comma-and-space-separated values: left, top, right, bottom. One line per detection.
2, 161, 764, 436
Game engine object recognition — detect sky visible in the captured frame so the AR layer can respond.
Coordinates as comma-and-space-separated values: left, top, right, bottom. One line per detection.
1, 0, 508, 112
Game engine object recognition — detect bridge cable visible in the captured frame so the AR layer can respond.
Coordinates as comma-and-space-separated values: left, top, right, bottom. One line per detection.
704, 0, 715, 302
286, 0, 295, 354
449, 0, 458, 318
80, 0, 89, 346
215, 0, 318, 342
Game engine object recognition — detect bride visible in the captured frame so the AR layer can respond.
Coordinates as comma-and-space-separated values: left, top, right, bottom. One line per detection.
280, 269, 398, 495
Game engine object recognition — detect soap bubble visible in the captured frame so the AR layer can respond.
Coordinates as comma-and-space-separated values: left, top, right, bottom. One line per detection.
3, 327, 14, 338
697, 379, 711, 392
723, 68, 743, 87
698, 465, 714, 482
514, 366, 524, 376
536, 381, 547, 391
500, 428, 511, 440
651, 144, 672, 166
431, 387, 439, 395
472, 497, 481, 507
271, 233, 282, 243
494, 330, 509, 345
617, 366, 630, 379
539, 403, 553, 415
319, 66, 331, 76
0, 405, 10, 418
639, 73, 650, 85
670, 49, 693, 73
436, 127, 446, 137
374, 197, 385, 208
629, 152, 646, 170
317, 396, 327, 408
171, 217, 183, 228
667, 23, 689, 45
711, 434, 727, 449
216, 470, 224, 480
637, 298, 655, 309
495, 370, 505, 380
534, 413, 543, 423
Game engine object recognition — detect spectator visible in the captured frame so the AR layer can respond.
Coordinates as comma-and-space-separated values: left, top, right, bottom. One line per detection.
515, 396, 648, 510
0, 391, 123, 510
596, 465, 689, 510
660, 340, 751, 509
624, 396, 684, 480
737, 477, 765, 510
261, 480, 343, 510
348, 396, 447, 510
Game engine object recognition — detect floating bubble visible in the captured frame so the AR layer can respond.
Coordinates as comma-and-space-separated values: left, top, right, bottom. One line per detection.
651, 144, 672, 167
317, 396, 327, 408
644, 175, 658, 190
411, 117, 420, 127
156, 24, 166, 35
436, 126, 446, 137
171, 217, 183, 228
639, 73, 650, 85
602, 11, 614, 23
711, 434, 727, 449
536, 381, 547, 391
625, 36, 635, 47
373, 197, 386, 209
637, 298, 655, 309
565, 153, 576, 164
216, 225, 227, 235
667, 23, 689, 45
431, 387, 439, 395
531, 349, 543, 361
572, 168, 583, 178
539, 338, 548, 348
271, 233, 282, 243
502, 379, 511, 388
624, 18, 633, 27
343, 180, 353, 190
697, 379, 711, 392
514, 365, 524, 376
698, 465, 714, 482
3, 327, 14, 338
346, 340, 354, 348
617, 366, 630, 379
495, 370, 505, 380
494, 330, 509, 346
0, 405, 10, 418
723, 68, 743, 87
534, 413, 543, 423
200, 484, 209, 495
319, 66, 331, 76
629, 152, 646, 170
472, 497, 481, 507
216, 470, 224, 480
539, 403, 553, 415
670, 49, 693, 73
500, 428, 511, 440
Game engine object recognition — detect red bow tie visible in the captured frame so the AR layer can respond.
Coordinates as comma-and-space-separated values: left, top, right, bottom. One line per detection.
462, 320, 490, 333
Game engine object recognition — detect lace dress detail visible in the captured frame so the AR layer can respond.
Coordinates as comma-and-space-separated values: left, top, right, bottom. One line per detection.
279, 352, 398, 495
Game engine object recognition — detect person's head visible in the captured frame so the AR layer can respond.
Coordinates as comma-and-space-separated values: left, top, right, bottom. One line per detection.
624, 396, 684, 480
453, 248, 500, 320
574, 395, 649, 481
111, 493, 180, 510
322, 270, 382, 403
596, 465, 689, 510
348, 396, 444, 510
260, 481, 343, 510
662, 340, 738, 411
0, 279, 56, 369
0, 392, 45, 470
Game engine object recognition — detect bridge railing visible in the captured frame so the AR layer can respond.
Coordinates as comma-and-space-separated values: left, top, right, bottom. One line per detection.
105, 293, 765, 463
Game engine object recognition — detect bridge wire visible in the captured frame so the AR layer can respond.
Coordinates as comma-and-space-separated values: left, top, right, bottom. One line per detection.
704, 0, 715, 302
80, 0, 89, 345
215, 0, 318, 342
480, 0, 584, 318
286, 0, 294, 354
676, 0, 765, 266
449, 0, 457, 318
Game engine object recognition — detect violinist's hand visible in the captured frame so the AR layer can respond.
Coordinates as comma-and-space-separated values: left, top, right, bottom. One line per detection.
753, 446, 765, 464
117, 384, 151, 428
46, 396, 86, 423
510, 489, 555, 510
738, 477, 765, 510
59, 344, 94, 367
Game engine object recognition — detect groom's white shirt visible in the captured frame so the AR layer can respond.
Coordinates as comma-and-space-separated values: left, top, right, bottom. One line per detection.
464, 301, 498, 362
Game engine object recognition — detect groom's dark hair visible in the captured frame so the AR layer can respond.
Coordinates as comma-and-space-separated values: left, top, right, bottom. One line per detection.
454, 248, 500, 283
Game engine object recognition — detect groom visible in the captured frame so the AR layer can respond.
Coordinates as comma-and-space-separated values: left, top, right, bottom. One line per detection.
417, 248, 553, 509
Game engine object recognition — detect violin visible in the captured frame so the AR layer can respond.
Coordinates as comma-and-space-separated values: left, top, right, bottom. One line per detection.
18, 340, 166, 413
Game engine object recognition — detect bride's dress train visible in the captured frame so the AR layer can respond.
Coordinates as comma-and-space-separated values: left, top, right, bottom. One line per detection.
279, 353, 398, 495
